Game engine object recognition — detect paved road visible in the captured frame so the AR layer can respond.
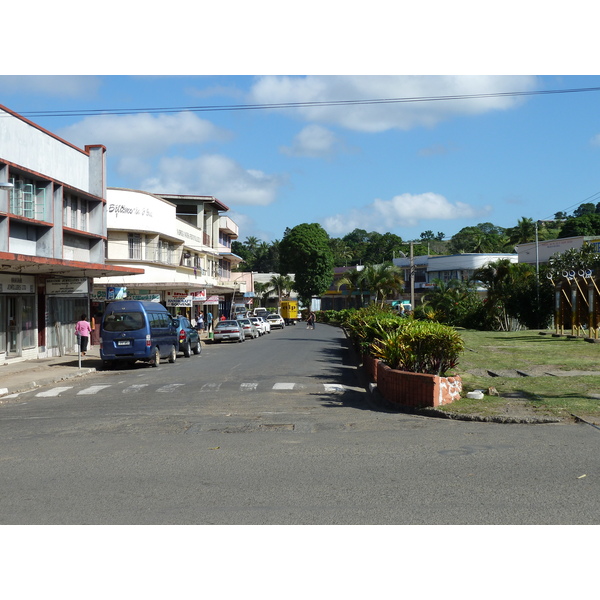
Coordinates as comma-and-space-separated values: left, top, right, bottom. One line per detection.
1, 323, 599, 524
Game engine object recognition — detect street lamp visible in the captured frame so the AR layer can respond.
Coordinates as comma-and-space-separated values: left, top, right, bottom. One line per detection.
0, 182, 14, 189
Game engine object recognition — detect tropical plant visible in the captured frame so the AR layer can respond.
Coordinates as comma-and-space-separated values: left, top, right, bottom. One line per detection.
253, 281, 271, 306
336, 268, 365, 309
269, 274, 295, 307
362, 262, 404, 306
473, 258, 553, 330
507, 217, 537, 245
370, 320, 465, 376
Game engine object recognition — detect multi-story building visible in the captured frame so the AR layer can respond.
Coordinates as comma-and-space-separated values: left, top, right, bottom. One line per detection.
93, 189, 247, 321
0, 104, 142, 361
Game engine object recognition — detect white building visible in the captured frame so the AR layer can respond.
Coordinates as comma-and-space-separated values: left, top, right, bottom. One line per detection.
516, 235, 600, 266
393, 253, 519, 290
93, 188, 247, 320
0, 104, 141, 361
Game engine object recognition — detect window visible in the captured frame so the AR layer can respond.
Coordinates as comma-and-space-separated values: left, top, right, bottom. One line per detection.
63, 194, 89, 231
103, 311, 145, 332
128, 233, 142, 260
10, 177, 48, 220
155, 240, 166, 263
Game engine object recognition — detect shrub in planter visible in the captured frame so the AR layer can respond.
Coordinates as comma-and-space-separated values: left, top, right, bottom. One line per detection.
344, 306, 407, 355
370, 320, 464, 376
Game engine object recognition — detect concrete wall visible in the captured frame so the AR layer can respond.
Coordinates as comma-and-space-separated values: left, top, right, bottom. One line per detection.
0, 107, 90, 191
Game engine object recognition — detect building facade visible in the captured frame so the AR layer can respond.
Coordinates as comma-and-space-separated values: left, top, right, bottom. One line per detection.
0, 104, 141, 361
93, 189, 247, 321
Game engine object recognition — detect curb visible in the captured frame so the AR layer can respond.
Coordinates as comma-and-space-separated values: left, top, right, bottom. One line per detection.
365, 381, 563, 424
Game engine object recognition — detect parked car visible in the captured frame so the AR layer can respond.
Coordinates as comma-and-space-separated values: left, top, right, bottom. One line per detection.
266, 313, 285, 329
213, 320, 245, 343
238, 317, 259, 339
250, 316, 269, 335
100, 300, 179, 368
260, 317, 271, 333
174, 315, 201, 357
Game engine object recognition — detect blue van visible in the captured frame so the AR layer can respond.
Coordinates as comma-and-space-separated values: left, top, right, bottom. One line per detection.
100, 300, 179, 367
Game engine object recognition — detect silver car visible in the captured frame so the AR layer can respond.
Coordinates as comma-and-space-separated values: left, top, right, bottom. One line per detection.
238, 317, 260, 339
213, 320, 245, 343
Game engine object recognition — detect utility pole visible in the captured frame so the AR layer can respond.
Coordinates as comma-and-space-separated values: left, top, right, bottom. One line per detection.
410, 241, 415, 309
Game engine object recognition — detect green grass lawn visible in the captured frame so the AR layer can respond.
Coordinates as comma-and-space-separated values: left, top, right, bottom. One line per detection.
444, 329, 600, 419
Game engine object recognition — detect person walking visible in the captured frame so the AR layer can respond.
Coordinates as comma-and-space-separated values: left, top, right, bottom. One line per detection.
307, 311, 316, 330
206, 311, 213, 332
197, 312, 204, 333
75, 314, 92, 356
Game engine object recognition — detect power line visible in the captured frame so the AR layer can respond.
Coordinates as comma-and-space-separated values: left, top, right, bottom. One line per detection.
9, 85, 600, 119
541, 191, 600, 222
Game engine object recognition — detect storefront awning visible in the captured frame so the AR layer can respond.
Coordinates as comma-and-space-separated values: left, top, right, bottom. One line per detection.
0, 252, 144, 278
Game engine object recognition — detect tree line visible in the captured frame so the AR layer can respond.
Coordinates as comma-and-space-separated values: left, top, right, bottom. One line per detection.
232, 204, 600, 275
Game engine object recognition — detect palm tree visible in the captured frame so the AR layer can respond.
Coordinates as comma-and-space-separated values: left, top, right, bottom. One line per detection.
508, 217, 537, 246
244, 236, 260, 253
269, 274, 295, 308
362, 263, 404, 306
473, 259, 536, 330
253, 282, 271, 307
336, 268, 366, 308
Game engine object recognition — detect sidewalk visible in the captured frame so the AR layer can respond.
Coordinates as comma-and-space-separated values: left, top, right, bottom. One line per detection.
0, 346, 104, 402
0, 332, 215, 402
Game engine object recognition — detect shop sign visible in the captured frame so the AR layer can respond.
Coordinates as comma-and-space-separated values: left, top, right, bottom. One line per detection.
91, 289, 160, 302
107, 286, 127, 300
46, 277, 89, 295
167, 296, 193, 307
192, 290, 207, 301
0, 274, 35, 294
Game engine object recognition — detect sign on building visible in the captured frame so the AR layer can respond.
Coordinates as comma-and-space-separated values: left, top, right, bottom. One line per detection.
46, 278, 89, 295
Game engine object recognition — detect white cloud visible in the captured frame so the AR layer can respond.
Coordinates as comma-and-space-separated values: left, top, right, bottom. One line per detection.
141, 154, 286, 206
57, 111, 231, 157
280, 124, 342, 158
250, 75, 540, 132
322, 192, 492, 236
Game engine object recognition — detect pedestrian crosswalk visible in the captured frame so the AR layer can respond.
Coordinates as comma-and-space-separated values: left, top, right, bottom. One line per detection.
27, 381, 349, 398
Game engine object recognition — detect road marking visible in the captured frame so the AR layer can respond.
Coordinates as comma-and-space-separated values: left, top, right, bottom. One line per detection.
273, 383, 295, 390
77, 385, 112, 396
200, 383, 222, 392
157, 384, 185, 393
240, 383, 259, 391
36, 387, 73, 397
123, 384, 149, 393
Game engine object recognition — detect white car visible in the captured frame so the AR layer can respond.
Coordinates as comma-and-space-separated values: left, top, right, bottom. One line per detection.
250, 316, 270, 335
259, 317, 271, 333
266, 314, 285, 329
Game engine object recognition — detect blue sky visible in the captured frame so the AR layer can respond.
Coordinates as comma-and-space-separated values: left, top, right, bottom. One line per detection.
3, 74, 600, 245
3, 5, 600, 248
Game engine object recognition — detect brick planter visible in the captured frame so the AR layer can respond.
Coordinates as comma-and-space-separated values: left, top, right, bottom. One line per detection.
362, 353, 380, 382
376, 361, 462, 408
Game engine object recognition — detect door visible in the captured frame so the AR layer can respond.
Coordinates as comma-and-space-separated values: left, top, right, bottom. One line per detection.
7, 296, 20, 357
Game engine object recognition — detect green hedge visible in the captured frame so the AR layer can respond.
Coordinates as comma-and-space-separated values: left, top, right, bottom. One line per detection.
342, 306, 464, 376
